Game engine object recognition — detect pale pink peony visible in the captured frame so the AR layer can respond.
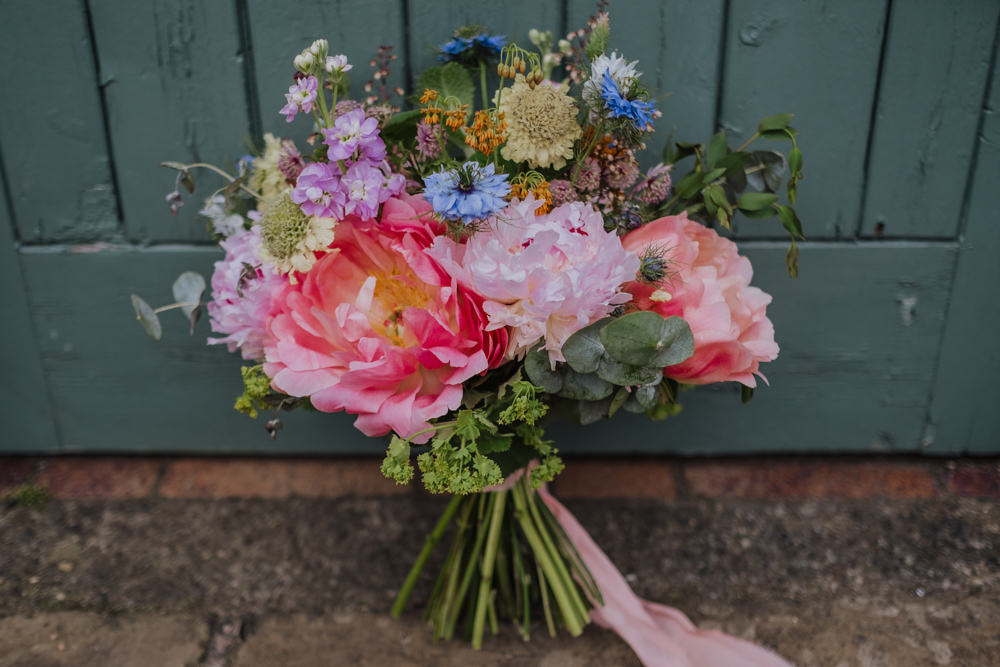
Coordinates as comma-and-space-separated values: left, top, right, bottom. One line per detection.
207, 225, 287, 361
621, 213, 779, 386
263, 194, 508, 442
427, 197, 639, 363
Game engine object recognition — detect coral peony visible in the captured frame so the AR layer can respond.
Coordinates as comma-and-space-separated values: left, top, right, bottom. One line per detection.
621, 213, 779, 386
207, 225, 287, 361
263, 194, 508, 442
427, 197, 638, 363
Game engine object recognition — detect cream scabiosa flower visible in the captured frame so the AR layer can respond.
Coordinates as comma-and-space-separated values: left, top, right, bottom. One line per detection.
255, 190, 337, 277
498, 75, 581, 170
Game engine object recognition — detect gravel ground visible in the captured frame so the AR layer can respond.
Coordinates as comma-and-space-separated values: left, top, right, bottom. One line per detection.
1, 496, 997, 666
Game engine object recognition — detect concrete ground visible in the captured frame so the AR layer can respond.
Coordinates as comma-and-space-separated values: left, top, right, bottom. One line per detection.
1, 491, 998, 666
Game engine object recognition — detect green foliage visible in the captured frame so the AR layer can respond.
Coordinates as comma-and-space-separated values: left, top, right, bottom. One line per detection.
381, 435, 415, 485
2, 482, 52, 508
416, 63, 475, 109
657, 113, 806, 277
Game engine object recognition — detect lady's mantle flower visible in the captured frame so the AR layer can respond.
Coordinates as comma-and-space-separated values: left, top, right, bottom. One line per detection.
255, 190, 337, 276
497, 76, 581, 170
600, 71, 656, 129
279, 76, 318, 123
423, 163, 510, 225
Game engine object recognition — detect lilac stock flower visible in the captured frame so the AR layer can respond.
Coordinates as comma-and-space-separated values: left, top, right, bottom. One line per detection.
279, 75, 318, 123
342, 161, 385, 220
324, 54, 352, 75
291, 163, 345, 218
322, 109, 386, 163
423, 163, 510, 225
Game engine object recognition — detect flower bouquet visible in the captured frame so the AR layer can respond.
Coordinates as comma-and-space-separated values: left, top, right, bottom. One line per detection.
135, 10, 804, 666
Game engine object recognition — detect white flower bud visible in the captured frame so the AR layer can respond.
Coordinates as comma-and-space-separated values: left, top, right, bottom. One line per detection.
558, 39, 572, 54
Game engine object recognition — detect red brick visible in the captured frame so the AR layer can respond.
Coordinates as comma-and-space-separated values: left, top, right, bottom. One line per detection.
946, 465, 1000, 498
37, 458, 161, 499
0, 458, 39, 494
684, 460, 939, 499
553, 459, 675, 499
157, 458, 407, 498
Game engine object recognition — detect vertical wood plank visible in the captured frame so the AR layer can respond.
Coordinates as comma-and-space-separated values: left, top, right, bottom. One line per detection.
720, 0, 887, 239
567, 0, 725, 166
249, 0, 408, 146
89, 0, 251, 242
861, 1, 999, 239
0, 180, 61, 452
927, 36, 1000, 454
0, 1, 117, 242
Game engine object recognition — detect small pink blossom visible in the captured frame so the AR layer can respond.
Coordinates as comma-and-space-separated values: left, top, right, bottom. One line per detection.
279, 76, 318, 123
427, 197, 639, 363
622, 212, 779, 386
207, 226, 286, 360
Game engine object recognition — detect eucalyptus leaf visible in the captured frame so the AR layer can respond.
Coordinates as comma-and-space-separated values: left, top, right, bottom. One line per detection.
746, 151, 787, 193
524, 345, 563, 393
623, 384, 657, 413
600, 312, 694, 367
757, 113, 795, 133
578, 398, 613, 425
557, 367, 614, 401
596, 354, 664, 386
608, 386, 630, 418
172, 271, 206, 319
416, 63, 475, 109
131, 294, 162, 341
561, 317, 611, 374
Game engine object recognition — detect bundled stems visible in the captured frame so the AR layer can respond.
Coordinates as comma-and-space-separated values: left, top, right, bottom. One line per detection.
392, 475, 596, 649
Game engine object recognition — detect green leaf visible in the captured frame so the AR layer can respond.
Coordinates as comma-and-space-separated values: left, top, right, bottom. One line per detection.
557, 367, 614, 401
380, 109, 421, 143
596, 355, 664, 386
600, 312, 694, 367
131, 294, 162, 341
561, 318, 610, 374
416, 63, 475, 109
623, 384, 658, 413
524, 345, 563, 394
786, 238, 800, 278
674, 170, 704, 199
702, 167, 726, 183
777, 205, 804, 238
172, 271, 206, 319
477, 431, 513, 454
608, 386, 630, 417
705, 130, 728, 169
672, 141, 700, 163
741, 385, 755, 404
760, 128, 797, 141
789, 146, 803, 176
757, 113, 795, 133
739, 206, 778, 220
578, 398, 612, 425
746, 151, 787, 193
180, 171, 195, 194
737, 192, 778, 212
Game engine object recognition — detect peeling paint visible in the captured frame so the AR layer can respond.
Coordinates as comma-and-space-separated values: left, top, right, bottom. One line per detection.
738, 16, 779, 47
896, 294, 917, 327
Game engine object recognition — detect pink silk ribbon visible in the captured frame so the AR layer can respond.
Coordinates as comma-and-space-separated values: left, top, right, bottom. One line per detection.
537, 485, 795, 667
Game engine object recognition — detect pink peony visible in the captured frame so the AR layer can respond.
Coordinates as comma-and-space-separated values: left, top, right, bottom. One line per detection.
621, 213, 779, 386
263, 194, 508, 442
207, 226, 287, 361
427, 197, 639, 363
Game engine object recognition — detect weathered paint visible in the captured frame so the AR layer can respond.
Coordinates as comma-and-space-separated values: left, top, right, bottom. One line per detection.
249, 0, 408, 148
0, 184, 60, 451
720, 0, 888, 240
861, 1, 999, 239
927, 32, 1000, 454
0, 2, 118, 242
567, 0, 726, 168
89, 0, 251, 242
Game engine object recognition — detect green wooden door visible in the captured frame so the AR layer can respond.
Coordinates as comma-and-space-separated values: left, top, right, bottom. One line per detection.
2, 0, 997, 455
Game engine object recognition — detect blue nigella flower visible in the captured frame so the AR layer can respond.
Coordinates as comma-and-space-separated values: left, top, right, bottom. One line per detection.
600, 71, 656, 130
423, 163, 511, 225
439, 33, 506, 62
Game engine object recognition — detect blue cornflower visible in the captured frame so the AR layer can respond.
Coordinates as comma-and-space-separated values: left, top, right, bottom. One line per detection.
423, 163, 511, 225
600, 71, 656, 130
438, 33, 506, 62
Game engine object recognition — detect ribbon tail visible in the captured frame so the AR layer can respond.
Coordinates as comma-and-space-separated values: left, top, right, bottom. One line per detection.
538, 485, 795, 667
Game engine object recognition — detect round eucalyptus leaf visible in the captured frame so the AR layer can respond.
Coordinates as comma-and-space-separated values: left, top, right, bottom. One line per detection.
596, 354, 663, 386
600, 312, 694, 367
524, 345, 563, 394
557, 367, 613, 401
561, 317, 610, 374
172, 271, 206, 318
131, 294, 162, 341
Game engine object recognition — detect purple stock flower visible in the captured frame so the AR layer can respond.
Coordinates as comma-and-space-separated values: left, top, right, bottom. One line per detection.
341, 162, 385, 220
322, 109, 386, 162
290, 163, 345, 218
279, 76, 318, 123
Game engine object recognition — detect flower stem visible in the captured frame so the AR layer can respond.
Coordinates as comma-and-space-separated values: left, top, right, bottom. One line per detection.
471, 488, 507, 649
443, 493, 490, 639
392, 494, 463, 618
434, 497, 475, 639
479, 61, 489, 110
